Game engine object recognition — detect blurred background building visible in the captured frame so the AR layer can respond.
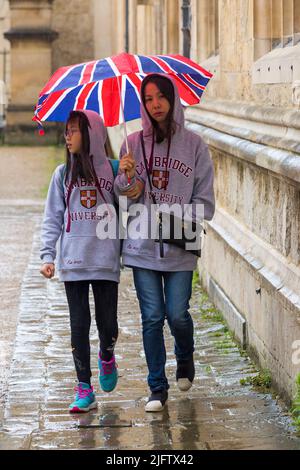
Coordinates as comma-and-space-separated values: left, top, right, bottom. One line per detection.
1, 0, 300, 403
0, 0, 9, 132
1, 0, 300, 136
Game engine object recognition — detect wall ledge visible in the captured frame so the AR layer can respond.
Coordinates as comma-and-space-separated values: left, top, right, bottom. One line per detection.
186, 119, 300, 186
189, 98, 300, 130
253, 43, 300, 84
209, 207, 300, 313
4, 28, 58, 42
185, 104, 300, 155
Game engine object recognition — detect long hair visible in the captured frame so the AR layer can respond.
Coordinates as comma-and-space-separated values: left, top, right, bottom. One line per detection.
141, 74, 176, 144
65, 111, 94, 186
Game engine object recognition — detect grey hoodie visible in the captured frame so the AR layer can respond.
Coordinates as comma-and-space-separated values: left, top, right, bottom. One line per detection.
114, 75, 215, 272
40, 110, 120, 282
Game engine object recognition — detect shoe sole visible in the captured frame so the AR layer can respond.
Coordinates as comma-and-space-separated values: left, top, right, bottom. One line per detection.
177, 378, 193, 391
69, 401, 98, 413
145, 400, 166, 412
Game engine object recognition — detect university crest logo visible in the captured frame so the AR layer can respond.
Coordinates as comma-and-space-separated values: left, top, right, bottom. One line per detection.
80, 190, 97, 209
152, 170, 169, 190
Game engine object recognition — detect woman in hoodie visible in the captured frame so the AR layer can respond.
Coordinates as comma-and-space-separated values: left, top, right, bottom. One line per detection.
40, 110, 126, 413
115, 74, 215, 412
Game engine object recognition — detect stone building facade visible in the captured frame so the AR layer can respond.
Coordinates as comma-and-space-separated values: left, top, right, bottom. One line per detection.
1, 0, 300, 402
0, 0, 10, 125
106, 0, 300, 404
0, 0, 132, 141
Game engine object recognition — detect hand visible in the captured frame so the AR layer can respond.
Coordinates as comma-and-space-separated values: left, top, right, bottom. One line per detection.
120, 151, 136, 179
40, 263, 55, 279
121, 180, 144, 200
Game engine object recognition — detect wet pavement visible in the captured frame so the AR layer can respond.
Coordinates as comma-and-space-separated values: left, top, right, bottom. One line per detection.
0, 216, 300, 450
0, 146, 63, 425
0, 201, 44, 424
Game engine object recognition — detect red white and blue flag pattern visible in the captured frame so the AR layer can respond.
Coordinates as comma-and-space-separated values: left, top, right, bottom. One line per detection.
33, 53, 213, 128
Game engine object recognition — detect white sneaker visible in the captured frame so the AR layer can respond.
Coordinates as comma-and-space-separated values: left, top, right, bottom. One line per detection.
177, 378, 193, 391
144, 390, 168, 412
176, 357, 195, 391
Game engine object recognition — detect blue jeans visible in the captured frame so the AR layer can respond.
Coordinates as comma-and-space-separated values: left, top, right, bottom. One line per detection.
133, 268, 194, 392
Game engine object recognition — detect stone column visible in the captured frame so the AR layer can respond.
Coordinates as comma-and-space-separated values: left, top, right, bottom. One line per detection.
128, 0, 137, 53
137, 2, 154, 55
94, 0, 114, 59
271, 0, 282, 48
4, 0, 58, 143
165, 0, 179, 54
197, 0, 210, 61
294, 0, 300, 44
112, 0, 126, 55
253, 0, 272, 60
283, 0, 293, 46
152, 0, 163, 54
0, 0, 10, 125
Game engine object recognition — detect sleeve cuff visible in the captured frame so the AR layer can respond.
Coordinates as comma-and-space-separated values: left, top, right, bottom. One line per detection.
41, 255, 55, 264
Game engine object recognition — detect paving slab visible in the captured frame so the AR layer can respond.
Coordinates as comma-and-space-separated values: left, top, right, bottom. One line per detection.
0, 218, 300, 451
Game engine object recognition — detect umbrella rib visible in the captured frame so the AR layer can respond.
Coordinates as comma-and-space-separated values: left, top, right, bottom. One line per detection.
160, 55, 213, 78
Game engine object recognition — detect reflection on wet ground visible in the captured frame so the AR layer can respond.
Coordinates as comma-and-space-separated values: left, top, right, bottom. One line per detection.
0, 217, 300, 450
0, 202, 43, 424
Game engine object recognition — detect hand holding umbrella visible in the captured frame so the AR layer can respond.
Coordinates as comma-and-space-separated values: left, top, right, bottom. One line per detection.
119, 150, 136, 181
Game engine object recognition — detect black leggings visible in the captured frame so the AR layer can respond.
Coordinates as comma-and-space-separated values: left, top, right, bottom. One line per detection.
64, 280, 118, 385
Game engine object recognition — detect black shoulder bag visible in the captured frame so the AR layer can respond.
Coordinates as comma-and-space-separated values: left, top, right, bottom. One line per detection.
140, 131, 203, 258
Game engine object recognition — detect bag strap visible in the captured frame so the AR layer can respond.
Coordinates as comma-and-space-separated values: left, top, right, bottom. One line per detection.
140, 131, 157, 205
140, 131, 164, 257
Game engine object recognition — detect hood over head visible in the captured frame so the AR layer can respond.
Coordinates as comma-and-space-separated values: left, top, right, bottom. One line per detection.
67, 109, 107, 167
65, 109, 109, 233
140, 74, 185, 138
80, 109, 107, 167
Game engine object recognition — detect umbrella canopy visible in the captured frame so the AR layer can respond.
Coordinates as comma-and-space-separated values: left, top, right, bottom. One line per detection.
33, 52, 213, 130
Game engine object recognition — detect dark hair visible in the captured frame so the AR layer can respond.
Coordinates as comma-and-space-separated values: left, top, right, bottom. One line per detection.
65, 111, 94, 186
141, 74, 176, 143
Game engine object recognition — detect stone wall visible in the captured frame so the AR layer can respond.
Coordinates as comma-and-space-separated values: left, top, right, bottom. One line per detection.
185, 99, 300, 402
187, 0, 300, 402
51, 0, 94, 71
200, 0, 298, 109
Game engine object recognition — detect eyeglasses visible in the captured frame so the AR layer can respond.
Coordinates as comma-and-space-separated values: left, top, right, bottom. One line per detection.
64, 129, 80, 139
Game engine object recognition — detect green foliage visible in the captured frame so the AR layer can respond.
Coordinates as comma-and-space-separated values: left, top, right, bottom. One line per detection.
205, 365, 213, 374
192, 269, 200, 289
200, 307, 225, 323
240, 369, 272, 390
290, 374, 300, 431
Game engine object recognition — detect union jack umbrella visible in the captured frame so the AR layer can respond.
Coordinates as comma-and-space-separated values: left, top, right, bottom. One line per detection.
33, 52, 213, 146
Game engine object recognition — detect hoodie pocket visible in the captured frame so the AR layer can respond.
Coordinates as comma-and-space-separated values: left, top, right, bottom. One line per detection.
60, 235, 120, 271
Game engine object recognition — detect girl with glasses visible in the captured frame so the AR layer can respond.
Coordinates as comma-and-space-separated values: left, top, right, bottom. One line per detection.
40, 110, 141, 412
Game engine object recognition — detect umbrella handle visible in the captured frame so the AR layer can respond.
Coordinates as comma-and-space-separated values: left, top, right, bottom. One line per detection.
117, 77, 131, 183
